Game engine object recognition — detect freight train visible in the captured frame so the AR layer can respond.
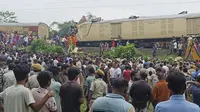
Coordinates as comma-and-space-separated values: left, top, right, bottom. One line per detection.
76, 13, 200, 47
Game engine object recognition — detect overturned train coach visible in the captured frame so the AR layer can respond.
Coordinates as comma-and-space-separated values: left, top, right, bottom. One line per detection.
76, 13, 200, 48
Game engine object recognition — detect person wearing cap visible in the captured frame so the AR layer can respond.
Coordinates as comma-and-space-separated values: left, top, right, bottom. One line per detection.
26, 63, 42, 90
192, 64, 200, 80
88, 69, 107, 109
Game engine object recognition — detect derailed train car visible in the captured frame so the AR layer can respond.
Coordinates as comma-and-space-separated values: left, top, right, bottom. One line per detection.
77, 13, 200, 47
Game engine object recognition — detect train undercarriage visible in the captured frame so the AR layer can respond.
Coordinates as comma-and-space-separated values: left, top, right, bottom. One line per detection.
76, 37, 183, 48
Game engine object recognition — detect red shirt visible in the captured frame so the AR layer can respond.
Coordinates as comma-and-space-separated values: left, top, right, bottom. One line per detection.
123, 70, 132, 81
112, 41, 115, 47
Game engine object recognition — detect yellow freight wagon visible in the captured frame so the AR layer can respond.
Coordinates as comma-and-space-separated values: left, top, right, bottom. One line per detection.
77, 13, 200, 47
0, 22, 49, 39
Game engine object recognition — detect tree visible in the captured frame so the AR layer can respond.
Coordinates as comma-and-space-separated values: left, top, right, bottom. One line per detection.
50, 21, 76, 37
86, 12, 96, 22
0, 11, 17, 23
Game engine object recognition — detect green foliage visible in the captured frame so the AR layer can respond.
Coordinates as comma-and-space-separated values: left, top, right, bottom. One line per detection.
103, 44, 139, 59
50, 21, 76, 37
0, 11, 17, 23
29, 39, 64, 53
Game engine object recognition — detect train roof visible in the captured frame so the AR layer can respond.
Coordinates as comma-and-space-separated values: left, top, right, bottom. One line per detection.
88, 13, 200, 24
0, 22, 48, 27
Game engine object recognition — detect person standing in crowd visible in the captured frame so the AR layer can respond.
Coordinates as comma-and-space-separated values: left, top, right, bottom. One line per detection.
153, 43, 157, 57
26, 63, 42, 89
122, 65, 132, 81
53, 57, 59, 67
91, 78, 135, 112
152, 68, 170, 109
58, 64, 70, 84
173, 40, 178, 53
85, 67, 96, 112
183, 68, 191, 81
88, 69, 107, 109
31, 71, 57, 112
136, 60, 143, 72
155, 72, 200, 112
162, 61, 169, 74
120, 60, 127, 72
178, 41, 183, 56
129, 72, 152, 112
147, 63, 156, 76
109, 62, 122, 85
48, 66, 62, 112
2, 63, 16, 91
76, 58, 82, 70
0, 64, 54, 112
59, 67, 84, 112
192, 64, 200, 80
187, 75, 200, 107
103, 63, 112, 92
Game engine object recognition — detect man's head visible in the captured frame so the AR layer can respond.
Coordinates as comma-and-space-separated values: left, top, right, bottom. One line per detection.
166, 72, 186, 95
8, 63, 14, 70
67, 67, 80, 81
130, 71, 140, 81
48, 66, 60, 76
113, 62, 119, 68
156, 68, 165, 80
112, 78, 128, 95
100, 63, 105, 70
13, 63, 30, 82
140, 72, 147, 80
37, 71, 52, 88
125, 65, 131, 70
88, 67, 95, 75
122, 60, 126, 65
32, 63, 42, 72
96, 69, 105, 78
196, 64, 200, 71
149, 63, 153, 67
61, 64, 70, 73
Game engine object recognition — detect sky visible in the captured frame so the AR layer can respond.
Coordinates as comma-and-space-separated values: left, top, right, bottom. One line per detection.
1, 0, 200, 25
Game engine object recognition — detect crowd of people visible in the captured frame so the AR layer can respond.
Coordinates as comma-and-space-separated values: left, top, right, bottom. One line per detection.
1, 42, 200, 112
0, 31, 40, 48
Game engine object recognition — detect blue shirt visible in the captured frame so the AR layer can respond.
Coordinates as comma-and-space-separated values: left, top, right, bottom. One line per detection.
155, 95, 200, 112
192, 70, 200, 80
91, 93, 135, 112
190, 84, 200, 107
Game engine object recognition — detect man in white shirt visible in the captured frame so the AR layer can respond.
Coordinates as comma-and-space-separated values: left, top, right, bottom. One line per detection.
147, 63, 156, 76
162, 62, 169, 74
0, 63, 54, 112
53, 59, 59, 67
109, 62, 122, 85
173, 41, 177, 53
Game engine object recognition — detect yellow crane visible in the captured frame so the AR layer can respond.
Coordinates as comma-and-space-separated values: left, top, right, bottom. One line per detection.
185, 39, 200, 61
